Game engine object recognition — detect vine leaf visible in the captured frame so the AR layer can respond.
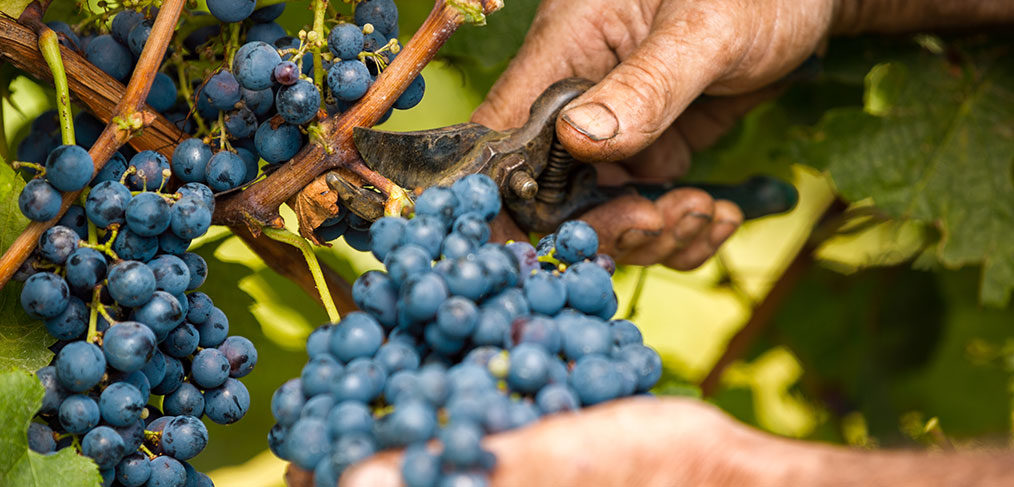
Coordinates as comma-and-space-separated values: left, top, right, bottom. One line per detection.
793, 38, 1014, 307
0, 163, 53, 371
0, 0, 31, 18
0, 368, 102, 487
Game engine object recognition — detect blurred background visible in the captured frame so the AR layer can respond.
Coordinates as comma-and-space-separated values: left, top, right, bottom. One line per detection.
3, 1, 1012, 485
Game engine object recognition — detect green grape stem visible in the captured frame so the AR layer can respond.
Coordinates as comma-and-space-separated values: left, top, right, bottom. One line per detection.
261, 227, 341, 323
38, 28, 75, 146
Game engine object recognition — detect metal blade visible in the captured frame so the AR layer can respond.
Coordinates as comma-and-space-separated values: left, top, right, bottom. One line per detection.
353, 124, 496, 189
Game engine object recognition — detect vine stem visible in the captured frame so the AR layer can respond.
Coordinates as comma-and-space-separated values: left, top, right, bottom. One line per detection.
261, 227, 341, 323
311, 0, 327, 108
38, 28, 74, 146
0, 0, 187, 291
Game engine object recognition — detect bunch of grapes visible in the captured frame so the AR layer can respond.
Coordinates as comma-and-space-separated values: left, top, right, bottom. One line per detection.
268, 174, 662, 486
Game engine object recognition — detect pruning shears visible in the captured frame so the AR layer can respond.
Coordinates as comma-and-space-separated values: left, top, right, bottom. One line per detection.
331, 78, 798, 232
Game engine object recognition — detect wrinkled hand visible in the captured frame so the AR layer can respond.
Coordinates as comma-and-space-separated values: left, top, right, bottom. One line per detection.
336, 397, 787, 486
482, 0, 836, 269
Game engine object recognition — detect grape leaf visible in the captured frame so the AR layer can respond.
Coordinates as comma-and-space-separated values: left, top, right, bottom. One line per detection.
0, 0, 32, 18
0, 162, 53, 371
792, 37, 1014, 306
0, 368, 101, 487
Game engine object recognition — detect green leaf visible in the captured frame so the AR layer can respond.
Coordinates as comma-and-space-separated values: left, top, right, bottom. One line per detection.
0, 163, 52, 371
0, 368, 101, 487
0, 0, 32, 18
793, 37, 1014, 306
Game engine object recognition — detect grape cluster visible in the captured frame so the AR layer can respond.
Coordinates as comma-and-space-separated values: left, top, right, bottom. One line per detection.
268, 175, 662, 486
17, 163, 256, 485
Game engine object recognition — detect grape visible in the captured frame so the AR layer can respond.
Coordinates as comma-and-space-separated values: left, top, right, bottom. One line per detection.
561, 261, 612, 314
452, 174, 501, 221
400, 272, 448, 322
207, 0, 256, 23
439, 421, 483, 467
85, 180, 132, 228
219, 335, 258, 377
37, 227, 79, 267
27, 422, 56, 453
146, 72, 177, 112
559, 312, 610, 360
329, 312, 384, 362
233, 41, 282, 91
327, 60, 372, 101
254, 122, 302, 163
44, 297, 87, 340
204, 378, 250, 424
225, 106, 258, 138
203, 70, 242, 111
163, 382, 205, 417
593, 253, 616, 275
19, 179, 62, 222
354, 0, 399, 37
102, 321, 157, 373
276, 79, 320, 124
384, 244, 431, 286
287, 417, 331, 469
327, 433, 376, 476
400, 214, 444, 259
614, 344, 662, 392
443, 257, 490, 302
241, 86, 274, 116
116, 453, 151, 487
37, 366, 68, 414
126, 192, 171, 237
247, 21, 286, 44
375, 341, 420, 373
535, 383, 580, 414
401, 445, 440, 487
436, 296, 478, 339
134, 291, 185, 341
505, 241, 539, 277
73, 111, 105, 149
147, 456, 186, 487
204, 150, 246, 192
191, 348, 231, 388
250, 3, 285, 22
45, 145, 93, 191
569, 354, 622, 405
325, 400, 373, 439
58, 394, 100, 434
328, 23, 364, 60
171, 138, 212, 183
185, 292, 213, 324
145, 254, 190, 296
81, 425, 125, 469
111, 10, 143, 44
554, 220, 599, 264
151, 356, 184, 395
452, 212, 490, 245
112, 227, 158, 262
126, 19, 152, 57
57, 204, 88, 239
85, 35, 132, 82
177, 183, 216, 213
55, 341, 105, 392
98, 382, 144, 426
196, 307, 228, 347
162, 415, 209, 460
161, 322, 199, 358
181, 252, 208, 290
127, 150, 170, 191
393, 74, 425, 110
272, 61, 300, 86
171, 195, 212, 239
92, 151, 128, 186
344, 228, 372, 251
351, 271, 398, 327
118, 370, 151, 399
107, 260, 155, 307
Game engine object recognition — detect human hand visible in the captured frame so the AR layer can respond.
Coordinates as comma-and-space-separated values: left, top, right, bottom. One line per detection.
480, 0, 837, 269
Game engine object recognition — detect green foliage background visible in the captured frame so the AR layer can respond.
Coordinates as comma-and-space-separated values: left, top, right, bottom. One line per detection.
0, 1, 1012, 486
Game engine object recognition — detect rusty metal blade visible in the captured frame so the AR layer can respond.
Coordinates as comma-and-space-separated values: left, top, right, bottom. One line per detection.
353, 124, 495, 189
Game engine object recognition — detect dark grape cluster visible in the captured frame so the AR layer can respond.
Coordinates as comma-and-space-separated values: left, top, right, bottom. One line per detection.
267, 175, 661, 486
18, 159, 256, 485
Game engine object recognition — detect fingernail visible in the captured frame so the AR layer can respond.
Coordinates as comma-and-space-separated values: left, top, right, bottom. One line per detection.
561, 102, 619, 142
673, 212, 711, 242
617, 228, 659, 250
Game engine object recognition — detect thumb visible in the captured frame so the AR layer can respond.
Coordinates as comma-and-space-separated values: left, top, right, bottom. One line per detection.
556, 4, 743, 163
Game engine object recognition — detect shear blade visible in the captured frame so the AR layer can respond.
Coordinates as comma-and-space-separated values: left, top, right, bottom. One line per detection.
353, 124, 495, 189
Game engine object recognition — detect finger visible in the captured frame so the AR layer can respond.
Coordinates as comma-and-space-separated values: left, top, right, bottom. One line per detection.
339, 451, 403, 487
615, 189, 714, 266
555, 3, 745, 163
470, 0, 648, 130
576, 194, 665, 257
663, 199, 743, 270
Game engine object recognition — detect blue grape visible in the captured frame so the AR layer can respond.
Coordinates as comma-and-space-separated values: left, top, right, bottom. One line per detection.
471, 307, 510, 346
452, 212, 490, 245
18, 179, 61, 222
112, 228, 158, 262
328, 433, 376, 476
161, 322, 199, 358
439, 421, 483, 467
181, 252, 208, 290
177, 183, 215, 214
203, 70, 242, 111
116, 453, 151, 487
126, 192, 171, 237
384, 244, 431, 287
106, 260, 155, 307
147, 254, 191, 295
133, 291, 185, 341
219, 335, 258, 378
98, 381, 144, 426
335, 358, 386, 402
352, 270, 398, 327
569, 354, 622, 405
300, 394, 334, 419
329, 312, 384, 362
327, 60, 372, 101
374, 341, 420, 373
614, 344, 662, 392
593, 253, 616, 275
85, 35, 132, 82
117, 369, 151, 399
452, 174, 501, 221
535, 383, 580, 414
328, 23, 364, 60
242, 86, 274, 116
246, 21, 286, 44
126, 150, 170, 191
507, 399, 539, 429
205, 150, 247, 192
171, 138, 212, 183
435, 296, 478, 339
301, 355, 344, 397
57, 204, 88, 239
59, 394, 100, 434
191, 348, 230, 388
233, 41, 282, 91
505, 241, 539, 277
443, 257, 490, 301
171, 195, 212, 239
151, 355, 184, 395
271, 379, 305, 426
393, 74, 425, 110
254, 122, 302, 163
505, 314, 560, 353
206, 0, 256, 23
126, 19, 152, 57
45, 144, 93, 191
185, 292, 212, 325
305, 324, 334, 359
562, 261, 612, 314
56, 340, 105, 391
506, 343, 551, 393
344, 228, 371, 251
27, 422, 56, 453
367, 216, 404, 262
196, 307, 228, 347
522, 271, 566, 316
147, 456, 186, 487
415, 186, 458, 228
146, 72, 177, 112
401, 214, 445, 259
225, 106, 258, 138
401, 445, 440, 487
91, 151, 128, 186
85, 180, 132, 228
441, 233, 476, 260
267, 423, 289, 460
559, 312, 611, 360
102, 321, 156, 373
555, 220, 599, 264
354, 0, 398, 37
204, 378, 250, 424
287, 417, 331, 470
272, 60, 300, 86
37, 366, 68, 414
140, 349, 166, 387
163, 382, 205, 417
111, 10, 143, 44
251, 3, 284, 21
378, 399, 437, 447
276, 79, 321, 125
400, 273, 448, 322
73, 111, 105, 149
476, 245, 520, 292
20, 271, 69, 319
325, 400, 373, 439
81, 425, 125, 469
162, 415, 209, 460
